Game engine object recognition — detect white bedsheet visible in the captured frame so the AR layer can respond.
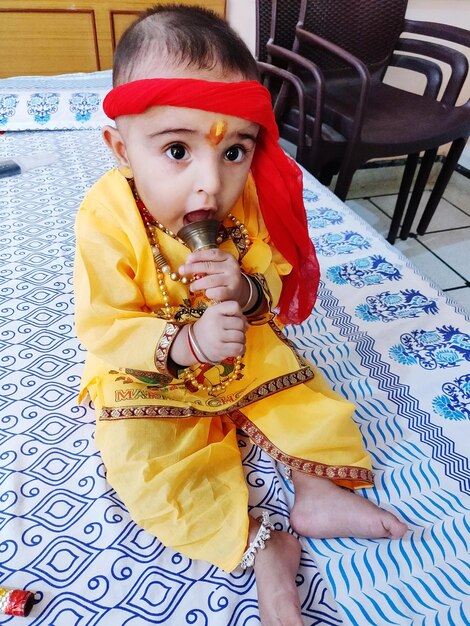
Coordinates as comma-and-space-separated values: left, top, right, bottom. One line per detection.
1, 125, 469, 625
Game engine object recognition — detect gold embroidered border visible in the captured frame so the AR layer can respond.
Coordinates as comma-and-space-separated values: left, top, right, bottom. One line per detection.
99, 365, 314, 420
268, 320, 305, 369
229, 409, 374, 486
226, 224, 249, 259
154, 322, 181, 375
255, 273, 272, 308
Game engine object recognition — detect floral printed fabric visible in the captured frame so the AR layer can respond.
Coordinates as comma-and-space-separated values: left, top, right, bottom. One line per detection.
0, 71, 112, 130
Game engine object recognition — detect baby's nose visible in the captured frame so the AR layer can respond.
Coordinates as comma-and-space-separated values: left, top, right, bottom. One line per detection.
196, 159, 222, 196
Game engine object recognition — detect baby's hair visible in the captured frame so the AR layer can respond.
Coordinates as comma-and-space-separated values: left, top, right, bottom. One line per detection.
113, 4, 259, 86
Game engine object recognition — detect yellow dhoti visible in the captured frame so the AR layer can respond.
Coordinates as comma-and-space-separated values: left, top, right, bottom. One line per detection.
75, 170, 373, 572
92, 366, 371, 572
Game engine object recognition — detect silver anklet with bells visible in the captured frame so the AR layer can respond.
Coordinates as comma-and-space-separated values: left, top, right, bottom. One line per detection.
240, 511, 275, 570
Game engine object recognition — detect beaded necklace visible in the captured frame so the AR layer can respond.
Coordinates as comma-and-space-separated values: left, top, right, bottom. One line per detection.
132, 183, 250, 395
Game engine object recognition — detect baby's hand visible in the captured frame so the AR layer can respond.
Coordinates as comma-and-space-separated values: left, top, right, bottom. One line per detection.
193, 301, 248, 362
179, 249, 249, 306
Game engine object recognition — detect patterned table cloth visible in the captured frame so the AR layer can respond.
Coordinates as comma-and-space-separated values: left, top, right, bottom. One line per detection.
1, 125, 469, 625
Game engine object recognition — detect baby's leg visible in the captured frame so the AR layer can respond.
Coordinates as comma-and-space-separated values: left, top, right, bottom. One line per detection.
248, 516, 303, 626
290, 472, 408, 540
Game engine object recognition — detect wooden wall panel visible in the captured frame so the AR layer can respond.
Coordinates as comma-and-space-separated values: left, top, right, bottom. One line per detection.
0, 1, 226, 78
110, 11, 142, 52
0, 9, 99, 77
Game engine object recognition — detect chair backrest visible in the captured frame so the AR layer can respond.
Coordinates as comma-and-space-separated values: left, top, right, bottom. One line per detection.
256, 0, 302, 62
298, 0, 409, 78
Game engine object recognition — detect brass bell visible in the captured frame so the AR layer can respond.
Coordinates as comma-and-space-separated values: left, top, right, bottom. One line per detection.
177, 219, 220, 252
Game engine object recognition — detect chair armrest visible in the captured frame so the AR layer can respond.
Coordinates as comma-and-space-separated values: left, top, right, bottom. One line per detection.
257, 61, 309, 162
396, 35, 469, 105
389, 52, 443, 99
265, 43, 326, 155
404, 19, 470, 49
294, 27, 370, 149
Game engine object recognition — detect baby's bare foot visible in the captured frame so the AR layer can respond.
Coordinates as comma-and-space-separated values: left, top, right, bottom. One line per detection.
290, 474, 408, 540
251, 523, 303, 626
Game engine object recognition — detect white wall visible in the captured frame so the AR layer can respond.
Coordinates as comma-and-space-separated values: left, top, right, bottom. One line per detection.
388, 0, 470, 104
226, 0, 256, 54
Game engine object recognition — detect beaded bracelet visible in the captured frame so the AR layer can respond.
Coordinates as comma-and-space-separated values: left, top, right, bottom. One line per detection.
240, 511, 275, 570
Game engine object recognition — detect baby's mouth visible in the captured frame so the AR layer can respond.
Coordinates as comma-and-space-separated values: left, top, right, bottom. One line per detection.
183, 209, 215, 225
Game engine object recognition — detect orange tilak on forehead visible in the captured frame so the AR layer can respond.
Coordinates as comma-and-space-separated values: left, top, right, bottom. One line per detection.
206, 120, 227, 146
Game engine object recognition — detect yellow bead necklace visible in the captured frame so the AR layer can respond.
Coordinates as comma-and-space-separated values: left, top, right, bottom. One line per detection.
133, 186, 250, 395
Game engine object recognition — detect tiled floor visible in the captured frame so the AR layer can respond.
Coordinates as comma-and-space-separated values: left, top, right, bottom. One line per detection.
343, 161, 470, 313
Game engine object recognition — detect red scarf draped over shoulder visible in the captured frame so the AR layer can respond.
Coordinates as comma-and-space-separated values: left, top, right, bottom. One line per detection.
103, 78, 320, 325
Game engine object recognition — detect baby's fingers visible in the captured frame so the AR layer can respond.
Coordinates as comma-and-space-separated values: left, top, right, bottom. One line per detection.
179, 249, 227, 277
215, 300, 246, 321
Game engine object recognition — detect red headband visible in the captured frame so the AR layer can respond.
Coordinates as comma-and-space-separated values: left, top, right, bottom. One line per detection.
103, 78, 320, 325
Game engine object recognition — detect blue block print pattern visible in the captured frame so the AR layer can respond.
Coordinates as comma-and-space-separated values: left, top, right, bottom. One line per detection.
312, 231, 371, 256
0, 93, 18, 124
327, 255, 402, 287
27, 92, 60, 123
302, 188, 319, 203
356, 289, 439, 322
307, 207, 343, 229
433, 373, 470, 421
0, 72, 111, 130
1, 127, 470, 626
389, 326, 470, 369
69, 92, 101, 121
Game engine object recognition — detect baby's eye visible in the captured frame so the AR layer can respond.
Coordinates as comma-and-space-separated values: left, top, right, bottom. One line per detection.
166, 144, 189, 160
225, 146, 246, 162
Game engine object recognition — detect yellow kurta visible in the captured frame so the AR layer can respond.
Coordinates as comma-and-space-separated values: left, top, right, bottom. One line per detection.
74, 169, 373, 571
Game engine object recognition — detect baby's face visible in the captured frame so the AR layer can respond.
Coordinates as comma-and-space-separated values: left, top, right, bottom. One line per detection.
117, 103, 259, 233
108, 61, 260, 234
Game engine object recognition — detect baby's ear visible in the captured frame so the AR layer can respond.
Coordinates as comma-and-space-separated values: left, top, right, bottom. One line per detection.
102, 125, 129, 167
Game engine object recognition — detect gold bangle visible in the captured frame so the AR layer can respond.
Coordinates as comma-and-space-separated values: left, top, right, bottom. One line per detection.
241, 273, 256, 312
